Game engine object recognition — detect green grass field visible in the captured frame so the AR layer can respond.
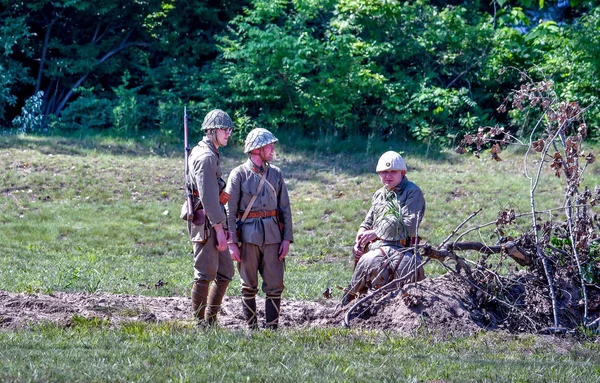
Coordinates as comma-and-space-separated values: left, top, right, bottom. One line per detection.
1, 132, 599, 382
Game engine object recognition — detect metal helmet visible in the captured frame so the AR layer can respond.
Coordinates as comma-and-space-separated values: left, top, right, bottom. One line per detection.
201, 109, 234, 131
375, 214, 408, 242
244, 128, 278, 153
376, 151, 407, 172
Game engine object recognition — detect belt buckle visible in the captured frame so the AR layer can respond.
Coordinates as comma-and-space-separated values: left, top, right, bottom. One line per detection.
259, 210, 267, 218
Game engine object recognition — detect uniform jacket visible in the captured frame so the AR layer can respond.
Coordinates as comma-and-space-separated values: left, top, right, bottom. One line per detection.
225, 159, 293, 246
361, 175, 426, 238
189, 137, 227, 227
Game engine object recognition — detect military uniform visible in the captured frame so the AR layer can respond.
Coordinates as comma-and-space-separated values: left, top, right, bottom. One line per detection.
225, 128, 293, 329
349, 174, 426, 297
189, 137, 235, 284
186, 109, 235, 326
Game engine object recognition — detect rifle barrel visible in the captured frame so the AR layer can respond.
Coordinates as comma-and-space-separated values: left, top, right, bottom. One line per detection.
184, 107, 194, 220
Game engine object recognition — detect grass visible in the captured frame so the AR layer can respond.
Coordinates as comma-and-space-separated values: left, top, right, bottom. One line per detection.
1, 325, 599, 382
1, 131, 599, 382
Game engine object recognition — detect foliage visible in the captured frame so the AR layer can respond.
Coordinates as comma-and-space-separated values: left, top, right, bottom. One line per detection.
12, 91, 44, 134
2, 0, 600, 147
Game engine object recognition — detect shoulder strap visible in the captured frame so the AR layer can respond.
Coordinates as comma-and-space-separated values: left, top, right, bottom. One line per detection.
240, 166, 268, 222
264, 178, 277, 201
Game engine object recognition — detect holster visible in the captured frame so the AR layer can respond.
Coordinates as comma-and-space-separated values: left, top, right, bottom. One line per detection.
180, 199, 208, 243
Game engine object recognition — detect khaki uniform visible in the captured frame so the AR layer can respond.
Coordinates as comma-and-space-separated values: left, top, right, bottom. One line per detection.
225, 159, 293, 328
189, 138, 235, 283
187, 137, 234, 326
350, 175, 426, 296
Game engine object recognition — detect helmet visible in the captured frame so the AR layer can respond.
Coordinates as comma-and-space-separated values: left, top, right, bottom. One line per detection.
244, 128, 278, 153
201, 109, 234, 131
376, 151, 407, 172
375, 214, 408, 242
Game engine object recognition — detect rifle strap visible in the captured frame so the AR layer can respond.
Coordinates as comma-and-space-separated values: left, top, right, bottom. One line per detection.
240, 165, 268, 223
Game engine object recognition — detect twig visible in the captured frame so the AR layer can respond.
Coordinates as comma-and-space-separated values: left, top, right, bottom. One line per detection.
439, 208, 482, 248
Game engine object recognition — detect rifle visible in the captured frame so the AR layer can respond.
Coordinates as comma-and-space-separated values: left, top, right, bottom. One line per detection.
183, 106, 194, 222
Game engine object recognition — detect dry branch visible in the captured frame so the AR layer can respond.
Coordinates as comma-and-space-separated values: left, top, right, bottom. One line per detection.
420, 241, 532, 266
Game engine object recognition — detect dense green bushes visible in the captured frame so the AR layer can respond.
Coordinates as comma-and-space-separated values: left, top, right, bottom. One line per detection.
1, 0, 599, 145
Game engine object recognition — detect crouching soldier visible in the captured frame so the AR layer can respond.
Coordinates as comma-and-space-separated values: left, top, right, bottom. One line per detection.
343, 151, 426, 305
225, 128, 293, 330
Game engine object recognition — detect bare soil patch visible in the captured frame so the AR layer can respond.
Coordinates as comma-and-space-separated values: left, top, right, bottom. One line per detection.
2, 270, 597, 336
0, 274, 522, 335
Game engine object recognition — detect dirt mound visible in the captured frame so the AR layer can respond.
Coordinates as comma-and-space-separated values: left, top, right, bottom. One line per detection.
0, 275, 504, 335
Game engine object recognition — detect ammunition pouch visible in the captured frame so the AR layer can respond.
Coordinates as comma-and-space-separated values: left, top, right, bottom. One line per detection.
180, 199, 201, 221
400, 236, 421, 247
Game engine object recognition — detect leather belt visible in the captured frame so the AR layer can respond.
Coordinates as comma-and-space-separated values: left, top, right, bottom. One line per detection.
238, 210, 278, 219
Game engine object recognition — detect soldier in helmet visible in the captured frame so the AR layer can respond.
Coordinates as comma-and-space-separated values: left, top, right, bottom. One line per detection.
225, 128, 293, 330
187, 109, 236, 326
342, 151, 426, 305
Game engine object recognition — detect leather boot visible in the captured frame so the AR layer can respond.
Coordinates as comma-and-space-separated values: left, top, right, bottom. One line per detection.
205, 280, 229, 326
191, 280, 210, 326
242, 295, 258, 330
265, 295, 281, 330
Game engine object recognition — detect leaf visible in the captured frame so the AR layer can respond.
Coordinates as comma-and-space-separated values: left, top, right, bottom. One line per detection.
532, 139, 545, 152
586, 152, 596, 164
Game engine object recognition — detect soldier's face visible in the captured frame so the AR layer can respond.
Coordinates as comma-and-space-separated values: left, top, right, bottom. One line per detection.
378, 170, 405, 190
259, 143, 276, 162
215, 128, 231, 147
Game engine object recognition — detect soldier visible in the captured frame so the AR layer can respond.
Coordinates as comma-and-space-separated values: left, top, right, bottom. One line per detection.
186, 109, 236, 326
342, 151, 426, 305
225, 128, 293, 330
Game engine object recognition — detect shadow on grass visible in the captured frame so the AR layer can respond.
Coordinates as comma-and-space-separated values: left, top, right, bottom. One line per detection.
0, 132, 179, 158
0, 128, 457, 178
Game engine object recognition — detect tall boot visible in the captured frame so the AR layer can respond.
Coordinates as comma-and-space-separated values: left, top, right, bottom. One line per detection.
191, 280, 210, 326
242, 295, 258, 330
265, 295, 281, 330
205, 280, 229, 326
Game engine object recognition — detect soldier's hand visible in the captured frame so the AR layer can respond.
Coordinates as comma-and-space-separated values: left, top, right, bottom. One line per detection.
353, 242, 364, 260
278, 240, 290, 260
216, 230, 228, 252
357, 229, 377, 248
228, 243, 241, 262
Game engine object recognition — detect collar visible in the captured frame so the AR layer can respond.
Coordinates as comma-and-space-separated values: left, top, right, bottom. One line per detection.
200, 137, 219, 157
245, 158, 268, 174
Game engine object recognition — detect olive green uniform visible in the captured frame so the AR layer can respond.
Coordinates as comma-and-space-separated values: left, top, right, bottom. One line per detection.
350, 175, 426, 296
188, 137, 234, 325
225, 159, 293, 328
189, 137, 235, 282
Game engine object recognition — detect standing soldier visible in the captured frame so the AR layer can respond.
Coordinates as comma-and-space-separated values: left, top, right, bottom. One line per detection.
342, 151, 426, 305
225, 128, 293, 330
185, 109, 235, 326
